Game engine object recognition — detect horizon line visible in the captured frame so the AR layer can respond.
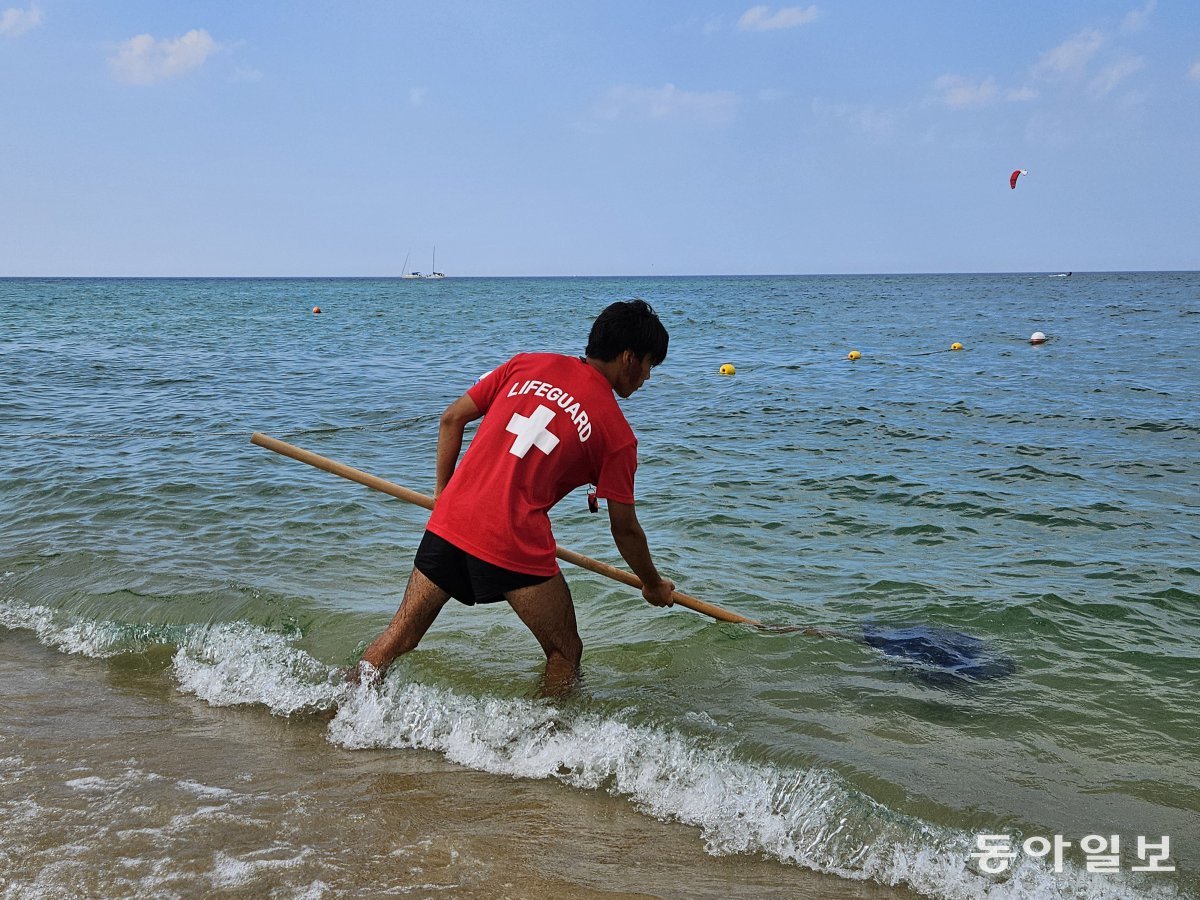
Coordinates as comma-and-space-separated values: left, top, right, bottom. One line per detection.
2, 269, 1195, 280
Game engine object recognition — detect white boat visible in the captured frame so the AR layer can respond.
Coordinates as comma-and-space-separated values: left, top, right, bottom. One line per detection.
425, 246, 445, 279
402, 248, 445, 279
400, 250, 422, 279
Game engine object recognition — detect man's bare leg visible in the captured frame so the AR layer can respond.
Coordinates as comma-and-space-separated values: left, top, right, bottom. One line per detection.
356, 567, 450, 682
505, 574, 583, 696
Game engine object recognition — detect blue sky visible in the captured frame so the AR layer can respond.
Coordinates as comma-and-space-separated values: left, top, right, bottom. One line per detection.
2, 1, 1197, 276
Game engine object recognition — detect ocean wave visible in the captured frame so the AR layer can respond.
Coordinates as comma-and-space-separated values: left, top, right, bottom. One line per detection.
327, 675, 1171, 898
172, 622, 340, 716
0, 599, 177, 658
1, 604, 1183, 899
175, 619, 1174, 899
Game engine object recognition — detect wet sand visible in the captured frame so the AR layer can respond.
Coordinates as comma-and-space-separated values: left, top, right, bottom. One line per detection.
0, 631, 912, 898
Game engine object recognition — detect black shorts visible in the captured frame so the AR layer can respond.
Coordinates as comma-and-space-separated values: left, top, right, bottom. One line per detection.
414, 530, 553, 606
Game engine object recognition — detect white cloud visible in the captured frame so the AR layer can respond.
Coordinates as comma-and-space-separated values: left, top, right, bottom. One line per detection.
1089, 55, 1144, 97
0, 3, 41, 37
109, 29, 218, 85
1034, 28, 1105, 77
1189, 61, 1200, 82
1027, 15, 1152, 103
1121, 0, 1156, 33
934, 75, 999, 109
933, 75, 1037, 109
737, 5, 818, 32
597, 83, 738, 125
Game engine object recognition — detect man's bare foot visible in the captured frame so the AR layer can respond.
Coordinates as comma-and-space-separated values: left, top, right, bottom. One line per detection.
538, 659, 581, 698
341, 660, 383, 687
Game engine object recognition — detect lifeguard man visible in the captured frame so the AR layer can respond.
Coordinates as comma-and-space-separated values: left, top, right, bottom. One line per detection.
355, 300, 675, 692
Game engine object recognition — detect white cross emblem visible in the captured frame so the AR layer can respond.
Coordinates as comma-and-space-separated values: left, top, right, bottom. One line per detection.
505, 404, 560, 458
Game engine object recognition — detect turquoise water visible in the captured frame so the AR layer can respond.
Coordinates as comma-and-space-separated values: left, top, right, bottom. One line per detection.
2, 274, 1197, 898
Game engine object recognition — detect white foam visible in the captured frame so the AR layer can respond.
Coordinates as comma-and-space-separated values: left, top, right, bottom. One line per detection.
682, 709, 726, 730
208, 848, 310, 890
294, 881, 330, 900
2, 604, 1183, 899
2, 797, 44, 825
171, 622, 341, 716
0, 754, 30, 778
176, 778, 236, 800
327, 678, 1180, 900
0, 601, 129, 658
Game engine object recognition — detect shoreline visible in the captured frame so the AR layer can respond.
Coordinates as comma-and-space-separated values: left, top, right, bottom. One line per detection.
0, 630, 910, 898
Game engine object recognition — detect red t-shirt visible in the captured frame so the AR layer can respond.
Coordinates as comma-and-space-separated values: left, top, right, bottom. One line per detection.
426, 353, 637, 576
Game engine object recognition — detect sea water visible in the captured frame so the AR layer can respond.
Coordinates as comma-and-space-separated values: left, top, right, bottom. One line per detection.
1, 274, 1197, 898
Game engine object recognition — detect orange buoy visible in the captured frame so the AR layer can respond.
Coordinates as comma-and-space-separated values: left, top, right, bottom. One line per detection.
312, 306, 321, 314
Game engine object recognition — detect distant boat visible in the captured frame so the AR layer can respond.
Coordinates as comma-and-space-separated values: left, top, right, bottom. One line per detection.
401, 250, 422, 279
426, 246, 445, 279
402, 247, 445, 279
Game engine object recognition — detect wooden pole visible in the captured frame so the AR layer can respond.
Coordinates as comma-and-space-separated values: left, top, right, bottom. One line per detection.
250, 432, 760, 626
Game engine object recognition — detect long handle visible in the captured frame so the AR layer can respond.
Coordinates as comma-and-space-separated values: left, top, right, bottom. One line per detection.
250, 432, 760, 626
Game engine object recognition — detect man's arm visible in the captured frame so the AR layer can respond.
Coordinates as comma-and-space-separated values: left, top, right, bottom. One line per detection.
435, 393, 482, 498
607, 500, 675, 607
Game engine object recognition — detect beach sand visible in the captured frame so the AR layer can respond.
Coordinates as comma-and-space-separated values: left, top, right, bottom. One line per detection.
0, 630, 912, 898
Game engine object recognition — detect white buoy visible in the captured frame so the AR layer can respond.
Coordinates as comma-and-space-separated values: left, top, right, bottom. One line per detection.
1030, 331, 1047, 344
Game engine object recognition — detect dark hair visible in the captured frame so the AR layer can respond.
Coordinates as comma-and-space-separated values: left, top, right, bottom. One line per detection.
585, 299, 669, 365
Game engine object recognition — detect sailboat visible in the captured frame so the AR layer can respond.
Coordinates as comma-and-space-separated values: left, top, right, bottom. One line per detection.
401, 247, 445, 279
425, 246, 445, 279
401, 250, 421, 279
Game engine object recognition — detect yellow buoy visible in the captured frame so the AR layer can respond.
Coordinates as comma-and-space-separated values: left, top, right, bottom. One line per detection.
950, 342, 963, 351
847, 350, 862, 361
719, 363, 736, 376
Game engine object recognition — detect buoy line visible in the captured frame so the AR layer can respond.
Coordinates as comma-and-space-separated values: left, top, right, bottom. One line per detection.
737, 342, 989, 371
11, 335, 1054, 439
